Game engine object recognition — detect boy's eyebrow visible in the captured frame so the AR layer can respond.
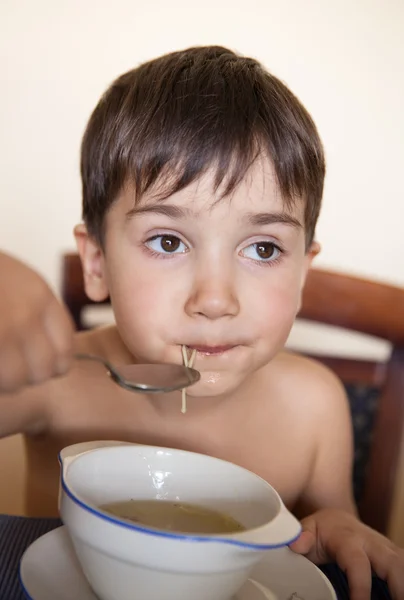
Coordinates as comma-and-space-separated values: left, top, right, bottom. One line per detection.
246, 211, 302, 228
126, 204, 302, 228
126, 204, 191, 220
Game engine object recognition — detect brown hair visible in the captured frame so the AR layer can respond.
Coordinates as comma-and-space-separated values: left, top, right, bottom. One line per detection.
81, 46, 325, 247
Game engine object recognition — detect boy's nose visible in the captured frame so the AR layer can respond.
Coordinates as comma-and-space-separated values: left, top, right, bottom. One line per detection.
185, 273, 240, 320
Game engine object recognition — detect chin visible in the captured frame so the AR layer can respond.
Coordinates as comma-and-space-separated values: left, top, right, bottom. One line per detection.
184, 370, 247, 398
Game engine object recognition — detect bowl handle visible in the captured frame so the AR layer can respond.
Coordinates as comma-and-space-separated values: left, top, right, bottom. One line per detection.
232, 503, 302, 548
59, 440, 134, 468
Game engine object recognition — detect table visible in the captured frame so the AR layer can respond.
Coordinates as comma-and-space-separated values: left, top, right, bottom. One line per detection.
0, 514, 392, 600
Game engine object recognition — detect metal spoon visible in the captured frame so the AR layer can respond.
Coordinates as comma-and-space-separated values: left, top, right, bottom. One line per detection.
74, 353, 200, 393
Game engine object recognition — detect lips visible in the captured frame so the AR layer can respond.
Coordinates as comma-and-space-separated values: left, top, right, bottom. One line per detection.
186, 345, 236, 355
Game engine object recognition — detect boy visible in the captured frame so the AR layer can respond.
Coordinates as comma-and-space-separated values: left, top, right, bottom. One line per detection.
1, 46, 403, 600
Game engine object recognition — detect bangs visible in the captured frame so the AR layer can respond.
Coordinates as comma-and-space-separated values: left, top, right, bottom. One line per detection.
126, 133, 263, 208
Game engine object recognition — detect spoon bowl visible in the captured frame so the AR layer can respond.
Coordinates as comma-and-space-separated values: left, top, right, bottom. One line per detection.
74, 353, 200, 393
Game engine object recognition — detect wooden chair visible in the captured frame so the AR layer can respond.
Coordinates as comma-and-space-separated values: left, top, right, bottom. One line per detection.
61, 252, 404, 536
298, 269, 404, 536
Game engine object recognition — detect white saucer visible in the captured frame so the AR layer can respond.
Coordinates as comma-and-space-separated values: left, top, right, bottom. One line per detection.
19, 526, 336, 600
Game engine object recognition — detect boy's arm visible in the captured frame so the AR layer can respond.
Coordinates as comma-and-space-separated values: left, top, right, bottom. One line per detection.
294, 361, 357, 517
290, 361, 404, 600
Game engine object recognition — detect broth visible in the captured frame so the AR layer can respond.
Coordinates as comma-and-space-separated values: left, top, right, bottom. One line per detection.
100, 499, 245, 534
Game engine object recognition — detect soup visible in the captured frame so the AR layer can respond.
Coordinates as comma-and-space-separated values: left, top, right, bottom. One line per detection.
100, 499, 245, 534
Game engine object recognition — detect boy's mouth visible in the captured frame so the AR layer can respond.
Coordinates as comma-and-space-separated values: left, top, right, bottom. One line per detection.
186, 345, 236, 356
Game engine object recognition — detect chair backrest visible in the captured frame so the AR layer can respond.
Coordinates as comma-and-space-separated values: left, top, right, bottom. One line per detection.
60, 252, 404, 535
298, 268, 404, 535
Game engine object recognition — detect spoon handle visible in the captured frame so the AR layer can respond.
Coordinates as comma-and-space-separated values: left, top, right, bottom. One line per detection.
74, 353, 114, 373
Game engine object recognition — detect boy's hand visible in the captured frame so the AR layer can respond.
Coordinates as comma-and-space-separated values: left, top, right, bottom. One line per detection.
0, 252, 74, 392
289, 508, 404, 600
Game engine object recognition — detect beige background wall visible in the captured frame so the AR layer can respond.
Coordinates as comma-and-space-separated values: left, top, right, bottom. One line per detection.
0, 0, 403, 540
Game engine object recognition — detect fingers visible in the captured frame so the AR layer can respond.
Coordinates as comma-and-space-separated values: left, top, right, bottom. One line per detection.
289, 511, 374, 600
22, 326, 58, 385
288, 515, 329, 564
0, 298, 74, 393
368, 544, 404, 600
0, 253, 74, 392
0, 338, 30, 393
23, 300, 74, 385
289, 530, 316, 555
42, 298, 74, 376
335, 541, 372, 600
386, 554, 404, 600
289, 510, 403, 600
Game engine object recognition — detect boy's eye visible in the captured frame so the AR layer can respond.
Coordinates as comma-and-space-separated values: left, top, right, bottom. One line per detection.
146, 234, 187, 254
241, 242, 281, 262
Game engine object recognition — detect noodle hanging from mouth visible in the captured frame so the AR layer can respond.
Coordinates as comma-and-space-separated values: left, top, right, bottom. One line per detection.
181, 346, 196, 414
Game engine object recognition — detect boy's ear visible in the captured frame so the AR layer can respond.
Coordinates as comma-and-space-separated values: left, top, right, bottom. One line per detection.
296, 241, 321, 313
302, 241, 321, 285
74, 224, 109, 302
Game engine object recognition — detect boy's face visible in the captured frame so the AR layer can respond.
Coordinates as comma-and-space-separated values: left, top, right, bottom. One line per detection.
76, 157, 318, 398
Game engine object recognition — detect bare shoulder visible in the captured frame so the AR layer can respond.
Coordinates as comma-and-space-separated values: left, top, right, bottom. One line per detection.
267, 352, 356, 514
266, 350, 350, 419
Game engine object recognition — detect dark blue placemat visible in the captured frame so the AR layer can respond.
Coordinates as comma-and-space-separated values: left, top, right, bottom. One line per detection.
0, 514, 392, 600
0, 515, 62, 600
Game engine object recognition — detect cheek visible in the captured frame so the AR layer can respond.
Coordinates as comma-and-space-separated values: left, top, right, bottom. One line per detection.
248, 272, 302, 340
104, 257, 185, 355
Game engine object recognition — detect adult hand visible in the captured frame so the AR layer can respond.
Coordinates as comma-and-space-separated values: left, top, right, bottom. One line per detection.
0, 252, 74, 392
